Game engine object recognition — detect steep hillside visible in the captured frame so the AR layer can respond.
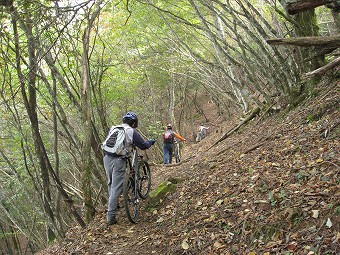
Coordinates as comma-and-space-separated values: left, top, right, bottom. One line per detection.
38, 84, 339, 255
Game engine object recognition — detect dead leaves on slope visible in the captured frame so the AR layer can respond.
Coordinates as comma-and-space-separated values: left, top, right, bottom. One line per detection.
38, 89, 339, 255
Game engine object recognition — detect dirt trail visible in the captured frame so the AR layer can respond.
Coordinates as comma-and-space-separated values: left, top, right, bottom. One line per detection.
38, 87, 340, 255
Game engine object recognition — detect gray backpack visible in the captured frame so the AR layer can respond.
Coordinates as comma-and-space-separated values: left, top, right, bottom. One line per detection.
101, 126, 127, 155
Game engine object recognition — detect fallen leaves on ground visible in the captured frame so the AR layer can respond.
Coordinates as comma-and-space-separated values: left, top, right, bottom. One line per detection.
38, 87, 340, 255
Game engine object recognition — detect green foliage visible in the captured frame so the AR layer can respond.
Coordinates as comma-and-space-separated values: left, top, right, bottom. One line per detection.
0, 0, 337, 251
0, 176, 45, 241
268, 190, 277, 206
269, 189, 286, 206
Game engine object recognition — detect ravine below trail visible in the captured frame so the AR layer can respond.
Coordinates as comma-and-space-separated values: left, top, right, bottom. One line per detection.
38, 85, 339, 255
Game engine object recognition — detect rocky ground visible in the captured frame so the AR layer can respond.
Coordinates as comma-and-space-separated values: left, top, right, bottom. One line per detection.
37, 84, 339, 255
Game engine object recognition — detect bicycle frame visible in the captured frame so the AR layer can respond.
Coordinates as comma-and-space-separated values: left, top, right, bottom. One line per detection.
123, 145, 151, 223
129, 146, 140, 201
174, 140, 181, 163
130, 149, 138, 193
130, 146, 138, 171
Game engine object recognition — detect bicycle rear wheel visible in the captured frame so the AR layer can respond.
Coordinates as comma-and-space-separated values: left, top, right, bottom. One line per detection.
138, 161, 151, 199
123, 170, 139, 223
175, 153, 181, 163
175, 145, 181, 163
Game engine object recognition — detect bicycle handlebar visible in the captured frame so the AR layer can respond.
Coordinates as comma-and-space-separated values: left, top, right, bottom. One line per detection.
174, 139, 186, 143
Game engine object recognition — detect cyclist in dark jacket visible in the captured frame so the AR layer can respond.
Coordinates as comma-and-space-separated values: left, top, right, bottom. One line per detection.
103, 112, 155, 225
163, 124, 186, 164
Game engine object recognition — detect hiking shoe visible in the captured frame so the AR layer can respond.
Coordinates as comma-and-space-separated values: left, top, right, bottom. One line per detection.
107, 217, 117, 226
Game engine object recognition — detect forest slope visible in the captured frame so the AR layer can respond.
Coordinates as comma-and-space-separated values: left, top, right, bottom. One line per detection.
38, 83, 339, 255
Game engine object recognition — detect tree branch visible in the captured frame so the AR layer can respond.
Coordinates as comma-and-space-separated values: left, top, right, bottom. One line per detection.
301, 56, 340, 79
209, 107, 260, 149
266, 35, 340, 47
286, 0, 329, 15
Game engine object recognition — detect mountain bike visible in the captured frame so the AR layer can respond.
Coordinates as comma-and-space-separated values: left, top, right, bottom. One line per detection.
123, 145, 151, 223
174, 140, 181, 163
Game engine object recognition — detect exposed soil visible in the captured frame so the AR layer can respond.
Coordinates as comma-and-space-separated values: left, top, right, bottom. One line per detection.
37, 84, 339, 255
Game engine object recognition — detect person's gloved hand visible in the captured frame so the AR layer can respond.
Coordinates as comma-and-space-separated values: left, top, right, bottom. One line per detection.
150, 139, 156, 145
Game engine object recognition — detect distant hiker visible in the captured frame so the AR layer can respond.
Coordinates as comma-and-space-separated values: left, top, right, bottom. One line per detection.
163, 124, 186, 164
196, 124, 209, 142
102, 112, 156, 225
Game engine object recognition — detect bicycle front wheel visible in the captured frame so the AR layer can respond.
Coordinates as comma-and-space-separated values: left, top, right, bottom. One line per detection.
138, 161, 151, 199
123, 170, 139, 223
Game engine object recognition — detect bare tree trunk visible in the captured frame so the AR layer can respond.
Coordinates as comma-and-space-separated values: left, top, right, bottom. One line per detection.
11, 7, 56, 242
168, 53, 176, 126
10, 4, 86, 229
333, 11, 340, 31
51, 70, 65, 235
80, 1, 103, 223
278, 1, 324, 95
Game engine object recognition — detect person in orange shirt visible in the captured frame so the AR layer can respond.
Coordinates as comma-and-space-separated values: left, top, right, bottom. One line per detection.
163, 124, 186, 164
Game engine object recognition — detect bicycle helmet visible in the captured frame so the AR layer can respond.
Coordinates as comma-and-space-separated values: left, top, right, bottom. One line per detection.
123, 112, 138, 128
166, 124, 172, 130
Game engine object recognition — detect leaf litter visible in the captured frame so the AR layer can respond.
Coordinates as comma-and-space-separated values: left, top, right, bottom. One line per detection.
38, 86, 339, 254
